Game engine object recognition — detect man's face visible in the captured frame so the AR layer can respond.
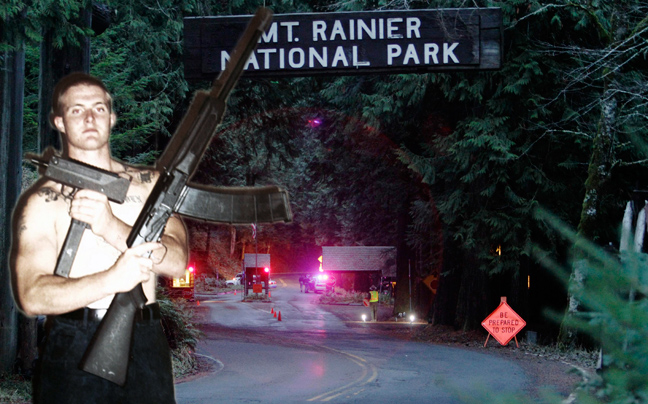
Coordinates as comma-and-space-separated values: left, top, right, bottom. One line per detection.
53, 83, 116, 154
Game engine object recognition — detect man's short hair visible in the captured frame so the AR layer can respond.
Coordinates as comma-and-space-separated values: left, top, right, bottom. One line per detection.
49, 72, 113, 128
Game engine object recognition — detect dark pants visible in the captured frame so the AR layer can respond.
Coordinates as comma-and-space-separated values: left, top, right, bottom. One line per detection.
370, 302, 378, 321
33, 304, 176, 404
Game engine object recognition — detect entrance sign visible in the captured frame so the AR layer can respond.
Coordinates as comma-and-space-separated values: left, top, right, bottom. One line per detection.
184, 8, 502, 79
481, 297, 526, 347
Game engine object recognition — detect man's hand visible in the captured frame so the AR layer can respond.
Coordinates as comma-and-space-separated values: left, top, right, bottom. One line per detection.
108, 242, 164, 294
70, 189, 117, 239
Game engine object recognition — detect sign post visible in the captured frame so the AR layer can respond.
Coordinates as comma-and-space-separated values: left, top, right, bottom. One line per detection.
481, 297, 526, 348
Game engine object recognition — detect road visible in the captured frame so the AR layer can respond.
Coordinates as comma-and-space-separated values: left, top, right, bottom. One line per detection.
175, 275, 529, 403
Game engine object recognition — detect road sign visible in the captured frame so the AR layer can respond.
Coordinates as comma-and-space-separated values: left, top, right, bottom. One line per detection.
481, 297, 526, 346
422, 274, 439, 294
363, 298, 369, 307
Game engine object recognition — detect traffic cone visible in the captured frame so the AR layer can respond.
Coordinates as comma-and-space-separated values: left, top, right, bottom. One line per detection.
277, 311, 282, 321
196, 300, 200, 306
234, 289, 237, 295
271, 308, 275, 314
274, 310, 277, 318
269, 292, 271, 298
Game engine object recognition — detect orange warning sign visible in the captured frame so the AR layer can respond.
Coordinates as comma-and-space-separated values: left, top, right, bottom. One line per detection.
481, 297, 526, 346
422, 274, 439, 294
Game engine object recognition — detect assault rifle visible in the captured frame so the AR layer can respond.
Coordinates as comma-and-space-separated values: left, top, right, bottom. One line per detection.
70, 8, 281, 385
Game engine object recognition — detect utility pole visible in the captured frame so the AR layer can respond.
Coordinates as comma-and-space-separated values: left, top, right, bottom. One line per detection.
0, 12, 26, 374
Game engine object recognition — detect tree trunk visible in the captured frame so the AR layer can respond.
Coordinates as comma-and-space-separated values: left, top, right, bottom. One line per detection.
454, 253, 488, 331
17, 315, 38, 375
558, 87, 617, 349
230, 226, 237, 257
430, 236, 461, 326
0, 20, 26, 374
394, 201, 413, 316
38, 3, 92, 152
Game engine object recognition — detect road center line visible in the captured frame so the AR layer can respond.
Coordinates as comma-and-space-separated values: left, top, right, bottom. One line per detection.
307, 346, 377, 402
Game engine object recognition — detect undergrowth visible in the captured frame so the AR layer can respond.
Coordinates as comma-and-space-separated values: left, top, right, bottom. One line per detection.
157, 286, 203, 379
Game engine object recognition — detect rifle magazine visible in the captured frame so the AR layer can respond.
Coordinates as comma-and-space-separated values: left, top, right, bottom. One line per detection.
176, 184, 292, 224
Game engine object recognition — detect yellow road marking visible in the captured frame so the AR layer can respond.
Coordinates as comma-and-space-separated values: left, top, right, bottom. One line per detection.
307, 346, 378, 402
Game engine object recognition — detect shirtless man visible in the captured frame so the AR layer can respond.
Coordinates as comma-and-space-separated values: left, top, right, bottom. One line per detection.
10, 72, 188, 403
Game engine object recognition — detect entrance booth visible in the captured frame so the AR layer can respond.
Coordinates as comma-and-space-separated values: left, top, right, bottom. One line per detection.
243, 254, 271, 297
168, 265, 195, 300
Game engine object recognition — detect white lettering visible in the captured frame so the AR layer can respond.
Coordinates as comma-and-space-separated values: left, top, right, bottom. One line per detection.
313, 21, 326, 41
281, 21, 299, 42
262, 23, 278, 43
387, 18, 403, 39
289, 48, 305, 68
425, 43, 439, 64
309, 47, 327, 67
352, 46, 370, 66
305, 17, 424, 42
257, 49, 276, 69
387, 44, 401, 65
331, 46, 349, 67
220, 40, 461, 72
330, 20, 347, 41
406, 18, 421, 38
221, 51, 229, 71
245, 52, 259, 70
357, 19, 375, 40
444, 43, 459, 63
402, 44, 419, 65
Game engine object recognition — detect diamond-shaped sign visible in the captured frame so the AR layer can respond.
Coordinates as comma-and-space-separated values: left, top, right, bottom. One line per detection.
482, 297, 526, 346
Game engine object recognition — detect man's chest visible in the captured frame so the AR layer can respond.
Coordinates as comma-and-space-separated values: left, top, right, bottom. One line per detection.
112, 186, 149, 226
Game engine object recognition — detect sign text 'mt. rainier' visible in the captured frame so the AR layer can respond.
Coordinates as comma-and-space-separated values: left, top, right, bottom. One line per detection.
184, 8, 502, 79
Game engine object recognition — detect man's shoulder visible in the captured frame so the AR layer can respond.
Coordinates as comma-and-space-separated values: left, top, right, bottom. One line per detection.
20, 178, 70, 208
14, 178, 68, 222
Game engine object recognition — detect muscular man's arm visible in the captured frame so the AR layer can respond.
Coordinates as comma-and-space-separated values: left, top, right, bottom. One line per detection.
151, 214, 189, 278
10, 184, 161, 317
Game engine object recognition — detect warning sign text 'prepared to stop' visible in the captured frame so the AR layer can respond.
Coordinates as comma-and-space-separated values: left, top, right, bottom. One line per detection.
481, 297, 526, 346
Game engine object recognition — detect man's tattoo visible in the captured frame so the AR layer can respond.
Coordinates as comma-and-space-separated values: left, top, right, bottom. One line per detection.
38, 187, 67, 202
139, 171, 152, 184
125, 195, 143, 204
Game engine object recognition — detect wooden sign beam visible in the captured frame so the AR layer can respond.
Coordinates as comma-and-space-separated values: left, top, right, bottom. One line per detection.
184, 8, 502, 79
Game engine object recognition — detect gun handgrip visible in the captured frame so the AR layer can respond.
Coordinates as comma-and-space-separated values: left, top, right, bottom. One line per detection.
80, 284, 148, 386
55, 219, 90, 278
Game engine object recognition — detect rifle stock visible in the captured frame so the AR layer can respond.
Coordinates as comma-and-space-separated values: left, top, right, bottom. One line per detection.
80, 285, 147, 385
79, 7, 276, 385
